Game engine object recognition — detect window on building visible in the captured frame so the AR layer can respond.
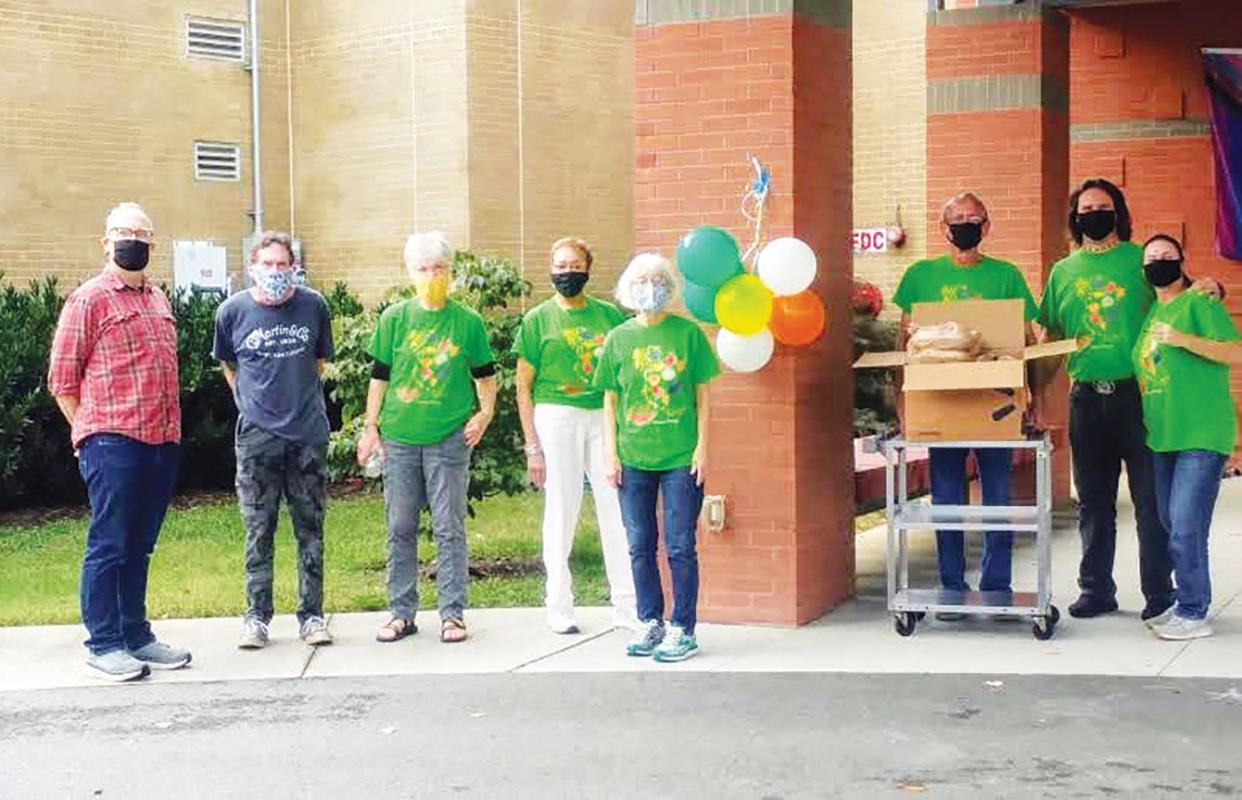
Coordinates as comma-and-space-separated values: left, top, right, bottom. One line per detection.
194, 141, 241, 182
185, 17, 246, 63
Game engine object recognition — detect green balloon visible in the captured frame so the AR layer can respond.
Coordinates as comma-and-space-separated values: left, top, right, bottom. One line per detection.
684, 280, 721, 324
677, 227, 742, 289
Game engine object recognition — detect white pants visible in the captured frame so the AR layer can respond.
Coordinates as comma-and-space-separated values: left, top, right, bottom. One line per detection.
533, 403, 636, 620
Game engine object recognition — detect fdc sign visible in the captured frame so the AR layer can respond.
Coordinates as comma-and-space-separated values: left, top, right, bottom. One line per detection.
853, 228, 888, 254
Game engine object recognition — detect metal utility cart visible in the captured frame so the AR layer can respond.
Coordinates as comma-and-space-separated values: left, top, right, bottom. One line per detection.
882, 437, 1060, 640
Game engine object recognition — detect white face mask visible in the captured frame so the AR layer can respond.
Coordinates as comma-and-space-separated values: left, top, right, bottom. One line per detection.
632, 280, 670, 312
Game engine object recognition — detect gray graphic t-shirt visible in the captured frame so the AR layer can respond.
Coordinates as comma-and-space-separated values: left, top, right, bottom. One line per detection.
212, 287, 334, 445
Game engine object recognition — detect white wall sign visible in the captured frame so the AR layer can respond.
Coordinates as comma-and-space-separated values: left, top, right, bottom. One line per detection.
173, 240, 228, 293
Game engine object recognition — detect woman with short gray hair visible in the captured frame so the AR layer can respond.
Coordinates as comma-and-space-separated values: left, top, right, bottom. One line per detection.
356, 232, 499, 644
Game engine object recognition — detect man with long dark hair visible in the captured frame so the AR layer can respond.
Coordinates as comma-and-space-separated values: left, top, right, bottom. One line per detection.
1038, 179, 1222, 622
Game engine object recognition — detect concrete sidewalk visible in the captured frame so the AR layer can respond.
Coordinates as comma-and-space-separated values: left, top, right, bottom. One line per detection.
3, 480, 1241, 692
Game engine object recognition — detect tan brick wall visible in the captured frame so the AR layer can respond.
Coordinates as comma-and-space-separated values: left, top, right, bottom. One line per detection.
851, 0, 927, 311
465, 0, 634, 308
4, 0, 631, 306
0, 0, 280, 290
288, 1, 468, 301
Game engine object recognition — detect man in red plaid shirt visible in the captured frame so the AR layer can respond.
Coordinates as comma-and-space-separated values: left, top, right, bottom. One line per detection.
47, 202, 192, 682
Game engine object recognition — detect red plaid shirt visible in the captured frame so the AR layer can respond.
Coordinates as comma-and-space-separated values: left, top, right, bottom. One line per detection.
47, 271, 181, 447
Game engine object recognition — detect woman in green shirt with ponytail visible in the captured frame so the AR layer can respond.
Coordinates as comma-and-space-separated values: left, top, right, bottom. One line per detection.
1133, 234, 1241, 641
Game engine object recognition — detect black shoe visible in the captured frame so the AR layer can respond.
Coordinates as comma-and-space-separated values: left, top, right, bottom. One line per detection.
1068, 596, 1119, 618
1140, 602, 1174, 622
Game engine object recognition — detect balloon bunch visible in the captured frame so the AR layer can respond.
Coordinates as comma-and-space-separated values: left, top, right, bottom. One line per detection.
675, 163, 826, 373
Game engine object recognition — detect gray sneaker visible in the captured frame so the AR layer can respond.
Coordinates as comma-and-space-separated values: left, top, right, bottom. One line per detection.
1145, 606, 1176, 630
86, 649, 150, 682
239, 617, 270, 650
1155, 615, 1213, 641
300, 616, 334, 646
129, 641, 192, 670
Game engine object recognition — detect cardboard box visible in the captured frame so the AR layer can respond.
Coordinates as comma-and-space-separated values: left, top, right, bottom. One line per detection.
853, 299, 1078, 442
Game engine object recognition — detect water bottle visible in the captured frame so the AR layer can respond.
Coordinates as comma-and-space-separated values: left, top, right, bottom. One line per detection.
363, 450, 385, 479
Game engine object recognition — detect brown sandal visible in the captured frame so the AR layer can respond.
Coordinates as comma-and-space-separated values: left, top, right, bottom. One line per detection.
376, 618, 417, 643
440, 618, 467, 644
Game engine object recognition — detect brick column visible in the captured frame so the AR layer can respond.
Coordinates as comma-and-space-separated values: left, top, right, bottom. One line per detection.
634, 0, 854, 625
925, 1, 1073, 507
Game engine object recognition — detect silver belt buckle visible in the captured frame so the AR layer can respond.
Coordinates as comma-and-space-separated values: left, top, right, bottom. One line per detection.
1093, 381, 1116, 395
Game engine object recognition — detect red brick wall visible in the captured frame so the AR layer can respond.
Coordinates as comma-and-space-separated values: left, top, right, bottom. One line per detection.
634, 14, 853, 625
1067, 0, 1242, 406
925, 9, 1073, 504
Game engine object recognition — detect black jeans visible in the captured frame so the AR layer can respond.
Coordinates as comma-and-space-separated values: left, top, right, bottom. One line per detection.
1069, 380, 1175, 610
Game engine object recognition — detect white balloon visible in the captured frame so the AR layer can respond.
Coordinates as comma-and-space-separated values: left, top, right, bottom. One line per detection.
756, 237, 817, 296
716, 327, 775, 373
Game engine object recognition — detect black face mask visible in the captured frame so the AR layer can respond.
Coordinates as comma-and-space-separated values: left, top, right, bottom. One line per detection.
948, 222, 984, 251
551, 271, 589, 298
1078, 209, 1117, 242
113, 240, 150, 271
1144, 258, 1183, 288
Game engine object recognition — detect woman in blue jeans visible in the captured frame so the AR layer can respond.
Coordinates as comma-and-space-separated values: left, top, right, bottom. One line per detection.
594, 253, 720, 662
1133, 234, 1241, 640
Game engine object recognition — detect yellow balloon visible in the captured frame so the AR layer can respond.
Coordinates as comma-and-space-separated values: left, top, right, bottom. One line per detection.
714, 274, 773, 336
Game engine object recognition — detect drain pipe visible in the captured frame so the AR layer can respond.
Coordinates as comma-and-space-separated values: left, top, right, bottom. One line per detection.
247, 0, 264, 234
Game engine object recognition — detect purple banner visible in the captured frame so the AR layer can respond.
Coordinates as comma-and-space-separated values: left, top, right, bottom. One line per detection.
1204, 50, 1242, 261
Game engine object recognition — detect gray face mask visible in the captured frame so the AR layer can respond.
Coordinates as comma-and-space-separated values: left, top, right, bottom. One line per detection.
633, 282, 670, 312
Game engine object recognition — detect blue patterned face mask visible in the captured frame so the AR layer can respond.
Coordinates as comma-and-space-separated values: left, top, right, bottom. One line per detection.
250, 266, 294, 302
632, 280, 670, 312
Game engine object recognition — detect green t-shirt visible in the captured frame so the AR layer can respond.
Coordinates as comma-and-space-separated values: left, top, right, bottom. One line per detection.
592, 315, 720, 471
1037, 242, 1155, 382
513, 295, 626, 410
892, 254, 1038, 320
368, 299, 495, 445
1133, 290, 1239, 455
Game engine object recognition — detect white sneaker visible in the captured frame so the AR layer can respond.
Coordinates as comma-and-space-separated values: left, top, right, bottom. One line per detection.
547, 612, 580, 635
300, 616, 334, 646
612, 607, 642, 632
238, 617, 270, 650
1154, 615, 1213, 641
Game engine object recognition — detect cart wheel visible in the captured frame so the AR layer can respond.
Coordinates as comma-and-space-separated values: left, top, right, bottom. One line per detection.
1032, 610, 1057, 641
895, 613, 917, 637
913, 611, 927, 622
1049, 605, 1061, 625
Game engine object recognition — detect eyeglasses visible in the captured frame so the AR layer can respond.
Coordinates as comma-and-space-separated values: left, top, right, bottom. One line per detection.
108, 227, 155, 242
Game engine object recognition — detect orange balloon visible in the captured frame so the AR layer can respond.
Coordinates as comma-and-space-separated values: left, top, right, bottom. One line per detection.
770, 290, 826, 346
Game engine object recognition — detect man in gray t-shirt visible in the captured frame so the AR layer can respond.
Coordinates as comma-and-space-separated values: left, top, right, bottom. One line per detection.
212, 231, 335, 650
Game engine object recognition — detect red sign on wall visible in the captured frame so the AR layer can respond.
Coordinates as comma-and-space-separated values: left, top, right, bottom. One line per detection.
853, 228, 888, 254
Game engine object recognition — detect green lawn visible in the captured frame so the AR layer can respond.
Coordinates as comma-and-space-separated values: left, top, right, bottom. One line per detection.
0, 490, 612, 627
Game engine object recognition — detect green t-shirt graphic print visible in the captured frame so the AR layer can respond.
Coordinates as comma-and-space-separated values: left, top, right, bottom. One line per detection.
368, 299, 494, 445
593, 315, 720, 471
513, 296, 626, 409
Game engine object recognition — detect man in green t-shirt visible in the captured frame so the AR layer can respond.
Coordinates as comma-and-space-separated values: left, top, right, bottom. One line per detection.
513, 237, 636, 635
1037, 178, 1223, 623
356, 232, 498, 645
893, 192, 1039, 616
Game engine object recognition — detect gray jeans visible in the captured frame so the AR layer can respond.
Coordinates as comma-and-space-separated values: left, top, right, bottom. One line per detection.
382, 428, 471, 622
235, 419, 328, 624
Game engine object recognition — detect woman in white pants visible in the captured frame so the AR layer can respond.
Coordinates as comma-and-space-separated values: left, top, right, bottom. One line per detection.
515, 237, 638, 634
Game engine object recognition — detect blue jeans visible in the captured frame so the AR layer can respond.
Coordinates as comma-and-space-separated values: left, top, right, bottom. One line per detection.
77, 434, 180, 655
617, 466, 704, 634
929, 447, 1013, 592
1152, 450, 1226, 621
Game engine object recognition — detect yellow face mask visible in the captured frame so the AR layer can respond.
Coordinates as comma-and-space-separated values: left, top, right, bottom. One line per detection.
413, 272, 450, 306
